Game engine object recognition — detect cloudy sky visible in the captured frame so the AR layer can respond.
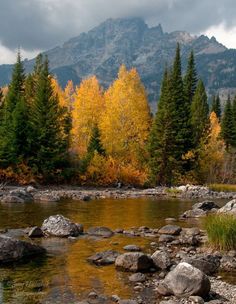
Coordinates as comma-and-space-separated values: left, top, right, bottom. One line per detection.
0, 0, 236, 64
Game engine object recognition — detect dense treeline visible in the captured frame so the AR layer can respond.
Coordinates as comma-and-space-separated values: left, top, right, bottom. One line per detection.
0, 46, 235, 185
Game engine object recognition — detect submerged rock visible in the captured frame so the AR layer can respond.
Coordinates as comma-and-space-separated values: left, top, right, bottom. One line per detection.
87, 250, 120, 266
163, 262, 211, 297
86, 227, 114, 238
115, 252, 153, 272
0, 235, 45, 263
41, 215, 83, 237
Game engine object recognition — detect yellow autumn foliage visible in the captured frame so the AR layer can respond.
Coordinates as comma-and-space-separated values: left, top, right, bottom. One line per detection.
100, 65, 151, 163
71, 76, 104, 155
199, 112, 226, 183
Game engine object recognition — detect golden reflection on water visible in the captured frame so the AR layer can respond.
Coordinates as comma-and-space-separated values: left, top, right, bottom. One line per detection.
0, 197, 198, 303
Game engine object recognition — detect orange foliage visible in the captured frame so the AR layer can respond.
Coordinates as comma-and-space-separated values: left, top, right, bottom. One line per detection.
81, 153, 148, 186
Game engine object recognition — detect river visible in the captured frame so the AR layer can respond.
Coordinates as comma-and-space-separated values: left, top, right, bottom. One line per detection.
0, 197, 232, 303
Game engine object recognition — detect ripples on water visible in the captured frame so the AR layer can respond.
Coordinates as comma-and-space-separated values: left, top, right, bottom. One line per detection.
0, 197, 232, 303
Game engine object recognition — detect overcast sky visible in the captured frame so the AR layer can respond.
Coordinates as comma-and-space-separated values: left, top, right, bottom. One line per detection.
0, 0, 236, 64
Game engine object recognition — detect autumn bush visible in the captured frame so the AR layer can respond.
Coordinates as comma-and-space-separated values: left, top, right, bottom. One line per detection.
80, 153, 148, 186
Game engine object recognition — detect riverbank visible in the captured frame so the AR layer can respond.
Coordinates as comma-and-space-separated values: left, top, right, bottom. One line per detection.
0, 184, 236, 203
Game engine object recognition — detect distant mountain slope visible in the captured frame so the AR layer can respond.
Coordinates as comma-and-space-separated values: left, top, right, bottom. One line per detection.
1, 17, 236, 107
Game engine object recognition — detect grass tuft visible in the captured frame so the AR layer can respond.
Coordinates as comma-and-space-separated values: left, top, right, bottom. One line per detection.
208, 184, 236, 193
204, 214, 236, 251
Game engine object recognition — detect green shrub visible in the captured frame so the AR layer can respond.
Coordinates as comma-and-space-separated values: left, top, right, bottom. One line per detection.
204, 214, 236, 251
208, 184, 236, 192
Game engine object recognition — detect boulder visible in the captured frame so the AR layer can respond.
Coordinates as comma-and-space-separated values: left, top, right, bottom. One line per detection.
183, 255, 221, 275
1, 188, 33, 203
87, 227, 114, 238
87, 250, 120, 266
158, 225, 182, 235
218, 199, 236, 216
159, 234, 175, 243
192, 201, 219, 211
28, 226, 44, 238
41, 215, 83, 237
163, 262, 211, 297
220, 255, 236, 271
115, 252, 153, 272
123, 245, 141, 252
1, 195, 25, 203
180, 208, 207, 219
151, 250, 172, 270
128, 272, 146, 283
0, 235, 45, 263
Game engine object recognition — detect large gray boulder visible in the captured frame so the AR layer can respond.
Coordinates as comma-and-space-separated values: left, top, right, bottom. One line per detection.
0, 235, 45, 263
163, 262, 211, 297
218, 199, 236, 216
115, 252, 153, 272
41, 215, 83, 237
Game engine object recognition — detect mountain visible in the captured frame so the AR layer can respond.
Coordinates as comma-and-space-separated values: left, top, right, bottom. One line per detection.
1, 17, 236, 108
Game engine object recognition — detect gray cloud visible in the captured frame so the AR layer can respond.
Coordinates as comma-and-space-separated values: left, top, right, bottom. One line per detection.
0, 0, 235, 52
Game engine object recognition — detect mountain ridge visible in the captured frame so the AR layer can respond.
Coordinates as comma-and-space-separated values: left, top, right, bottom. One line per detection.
0, 17, 235, 106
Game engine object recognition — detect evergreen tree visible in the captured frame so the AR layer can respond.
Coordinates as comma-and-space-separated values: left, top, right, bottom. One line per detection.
0, 51, 26, 166
211, 94, 221, 119
30, 57, 70, 176
148, 69, 177, 185
0, 87, 3, 105
191, 79, 209, 147
183, 50, 198, 103
221, 96, 236, 150
171, 44, 192, 160
87, 125, 105, 156
232, 95, 236, 124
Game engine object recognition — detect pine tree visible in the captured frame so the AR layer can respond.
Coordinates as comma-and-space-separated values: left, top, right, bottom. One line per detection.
191, 79, 209, 147
221, 96, 236, 150
30, 57, 70, 176
183, 50, 198, 103
211, 94, 221, 119
87, 125, 105, 156
232, 95, 236, 124
0, 87, 3, 105
148, 69, 177, 185
0, 51, 26, 166
171, 44, 192, 160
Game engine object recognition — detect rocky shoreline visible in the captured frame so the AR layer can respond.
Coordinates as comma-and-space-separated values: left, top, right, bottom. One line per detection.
0, 184, 236, 204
